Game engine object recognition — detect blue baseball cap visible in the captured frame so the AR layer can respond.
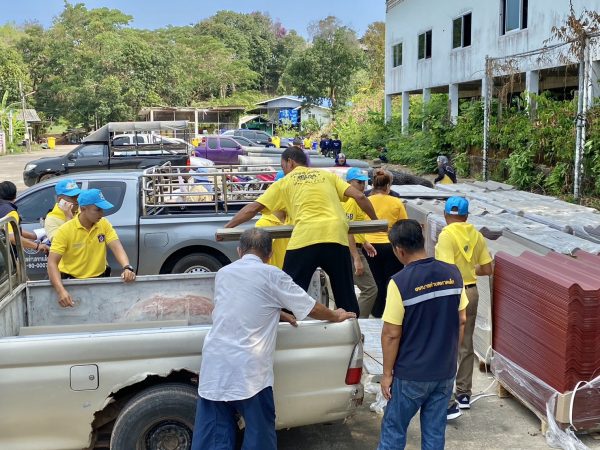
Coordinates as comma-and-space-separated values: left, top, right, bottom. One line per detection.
55, 179, 81, 197
445, 196, 469, 215
346, 167, 368, 182
275, 170, 285, 181
78, 189, 114, 210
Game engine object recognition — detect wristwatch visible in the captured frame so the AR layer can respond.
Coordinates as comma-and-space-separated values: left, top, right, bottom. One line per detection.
123, 264, 135, 272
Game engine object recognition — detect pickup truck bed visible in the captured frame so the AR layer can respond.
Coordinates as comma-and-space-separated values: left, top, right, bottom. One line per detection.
0, 273, 363, 450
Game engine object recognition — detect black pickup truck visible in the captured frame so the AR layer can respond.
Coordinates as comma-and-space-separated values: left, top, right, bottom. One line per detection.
23, 120, 191, 186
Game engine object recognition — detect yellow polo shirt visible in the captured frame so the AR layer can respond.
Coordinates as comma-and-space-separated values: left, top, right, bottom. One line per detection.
343, 198, 368, 244
3, 210, 20, 234
303, 138, 311, 150
365, 194, 408, 244
435, 222, 493, 285
44, 204, 67, 240
256, 167, 350, 250
50, 215, 119, 278
255, 211, 290, 269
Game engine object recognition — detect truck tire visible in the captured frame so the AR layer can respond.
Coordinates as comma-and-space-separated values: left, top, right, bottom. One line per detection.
38, 173, 57, 183
110, 383, 197, 450
171, 253, 223, 274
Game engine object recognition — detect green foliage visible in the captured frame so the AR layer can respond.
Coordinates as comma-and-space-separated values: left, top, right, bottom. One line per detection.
195, 11, 305, 93
281, 16, 366, 116
360, 22, 385, 89
334, 89, 600, 198
0, 43, 32, 103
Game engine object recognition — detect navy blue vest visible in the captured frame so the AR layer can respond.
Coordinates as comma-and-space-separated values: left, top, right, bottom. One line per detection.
391, 257, 464, 381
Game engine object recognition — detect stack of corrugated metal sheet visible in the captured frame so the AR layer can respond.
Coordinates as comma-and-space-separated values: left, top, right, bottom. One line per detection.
492, 250, 600, 430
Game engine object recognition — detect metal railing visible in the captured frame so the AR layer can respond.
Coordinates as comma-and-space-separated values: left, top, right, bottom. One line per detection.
0, 216, 27, 295
141, 163, 280, 216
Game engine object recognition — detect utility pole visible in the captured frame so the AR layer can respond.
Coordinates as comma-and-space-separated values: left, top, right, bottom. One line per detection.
482, 56, 492, 182
19, 81, 30, 153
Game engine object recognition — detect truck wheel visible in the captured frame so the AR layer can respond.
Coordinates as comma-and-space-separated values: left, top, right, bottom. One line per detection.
171, 253, 223, 274
110, 383, 197, 450
38, 173, 56, 182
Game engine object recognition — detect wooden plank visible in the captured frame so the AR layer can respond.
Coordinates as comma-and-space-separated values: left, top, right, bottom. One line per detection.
216, 220, 389, 241
498, 381, 548, 434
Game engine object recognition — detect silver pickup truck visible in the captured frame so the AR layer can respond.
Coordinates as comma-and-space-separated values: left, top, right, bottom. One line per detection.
0, 217, 364, 450
16, 166, 261, 280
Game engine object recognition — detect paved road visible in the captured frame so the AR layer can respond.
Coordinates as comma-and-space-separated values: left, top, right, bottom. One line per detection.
277, 364, 599, 450
0, 146, 73, 191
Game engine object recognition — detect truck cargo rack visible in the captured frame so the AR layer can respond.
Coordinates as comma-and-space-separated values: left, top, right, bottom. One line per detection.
141, 163, 279, 215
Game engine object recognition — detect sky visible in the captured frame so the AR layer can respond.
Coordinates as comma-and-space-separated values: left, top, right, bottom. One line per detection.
1, 0, 385, 37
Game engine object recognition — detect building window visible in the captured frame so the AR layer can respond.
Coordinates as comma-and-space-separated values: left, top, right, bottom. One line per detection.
418, 30, 432, 60
452, 13, 472, 49
501, 0, 527, 34
392, 43, 403, 67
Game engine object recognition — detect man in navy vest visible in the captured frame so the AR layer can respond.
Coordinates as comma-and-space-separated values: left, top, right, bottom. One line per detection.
378, 219, 468, 450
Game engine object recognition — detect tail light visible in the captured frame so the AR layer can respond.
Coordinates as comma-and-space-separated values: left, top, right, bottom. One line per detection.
345, 341, 363, 385
186, 157, 190, 166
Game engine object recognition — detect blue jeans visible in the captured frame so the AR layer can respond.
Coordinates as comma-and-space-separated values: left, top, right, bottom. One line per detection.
378, 377, 454, 450
192, 387, 276, 450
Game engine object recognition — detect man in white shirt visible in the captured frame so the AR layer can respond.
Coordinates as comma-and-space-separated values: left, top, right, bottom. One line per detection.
192, 228, 356, 450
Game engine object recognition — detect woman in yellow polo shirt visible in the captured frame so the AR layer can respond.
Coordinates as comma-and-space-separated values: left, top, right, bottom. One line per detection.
255, 171, 289, 269
364, 169, 408, 318
0, 181, 50, 253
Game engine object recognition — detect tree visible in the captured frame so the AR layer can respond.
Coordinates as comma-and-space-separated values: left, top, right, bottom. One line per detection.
282, 16, 365, 115
195, 11, 305, 93
0, 44, 32, 104
361, 22, 385, 89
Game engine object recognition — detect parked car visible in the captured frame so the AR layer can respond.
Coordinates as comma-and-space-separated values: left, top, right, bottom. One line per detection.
221, 129, 272, 146
23, 121, 191, 186
0, 215, 364, 450
230, 135, 266, 149
192, 135, 244, 164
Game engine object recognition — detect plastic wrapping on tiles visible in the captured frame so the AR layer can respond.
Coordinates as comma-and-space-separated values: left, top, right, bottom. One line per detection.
545, 397, 588, 450
492, 353, 597, 450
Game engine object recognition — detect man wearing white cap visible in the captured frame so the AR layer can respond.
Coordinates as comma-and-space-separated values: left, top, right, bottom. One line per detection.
47, 189, 135, 307
44, 179, 82, 240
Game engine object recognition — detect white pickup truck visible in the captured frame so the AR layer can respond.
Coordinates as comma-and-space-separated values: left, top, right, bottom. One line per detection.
0, 217, 364, 450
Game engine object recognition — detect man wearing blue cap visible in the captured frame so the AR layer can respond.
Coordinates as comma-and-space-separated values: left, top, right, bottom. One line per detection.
435, 196, 493, 419
48, 189, 136, 307
44, 179, 82, 240
343, 167, 378, 317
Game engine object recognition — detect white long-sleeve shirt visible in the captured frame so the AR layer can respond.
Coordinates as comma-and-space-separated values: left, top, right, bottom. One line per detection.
198, 254, 316, 401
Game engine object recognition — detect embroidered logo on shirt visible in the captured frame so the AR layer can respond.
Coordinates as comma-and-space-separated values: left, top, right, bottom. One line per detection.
98, 234, 105, 243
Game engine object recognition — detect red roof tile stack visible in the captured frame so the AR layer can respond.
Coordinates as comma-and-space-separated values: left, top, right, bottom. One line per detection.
492, 250, 600, 430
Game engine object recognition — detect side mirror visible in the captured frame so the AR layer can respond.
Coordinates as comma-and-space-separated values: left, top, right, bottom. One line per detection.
67, 153, 77, 160
236, 145, 242, 150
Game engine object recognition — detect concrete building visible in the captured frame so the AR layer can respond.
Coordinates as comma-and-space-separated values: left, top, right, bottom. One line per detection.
385, 0, 600, 131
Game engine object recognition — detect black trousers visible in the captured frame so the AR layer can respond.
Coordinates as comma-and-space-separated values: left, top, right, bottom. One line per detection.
60, 266, 111, 280
283, 243, 359, 315
365, 243, 404, 318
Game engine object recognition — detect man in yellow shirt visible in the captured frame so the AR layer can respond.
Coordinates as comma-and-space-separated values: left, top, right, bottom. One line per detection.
435, 196, 493, 418
44, 179, 82, 240
221, 147, 377, 314
48, 189, 136, 307
343, 168, 378, 318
